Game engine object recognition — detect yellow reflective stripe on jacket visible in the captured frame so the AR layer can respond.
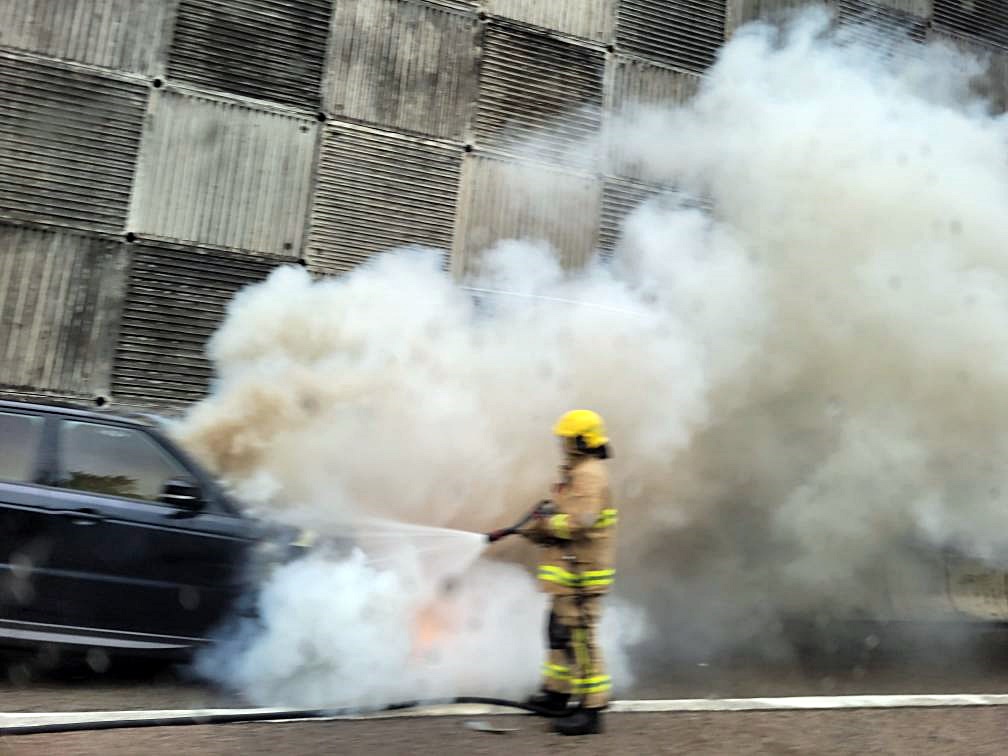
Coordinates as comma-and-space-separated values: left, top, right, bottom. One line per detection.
536, 565, 616, 588
594, 508, 618, 528
548, 513, 570, 539
548, 508, 616, 539
542, 663, 570, 681
580, 569, 616, 587
535, 566, 616, 587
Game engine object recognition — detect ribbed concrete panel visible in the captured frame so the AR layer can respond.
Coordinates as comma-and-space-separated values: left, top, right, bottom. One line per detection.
453, 155, 600, 275
609, 56, 703, 112
607, 58, 702, 181
870, 0, 931, 15
306, 122, 461, 274
323, 0, 479, 140
0, 0, 176, 75
128, 88, 316, 256
725, 0, 824, 37
0, 53, 147, 234
726, 0, 931, 37
474, 22, 605, 164
598, 179, 661, 254
167, 0, 332, 108
0, 223, 126, 398
617, 1, 726, 73
836, 0, 929, 41
934, 1, 1008, 49
931, 30, 1008, 113
482, 0, 616, 42
599, 177, 709, 255
112, 241, 285, 404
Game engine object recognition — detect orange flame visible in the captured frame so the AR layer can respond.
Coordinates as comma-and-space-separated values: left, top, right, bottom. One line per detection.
411, 599, 454, 659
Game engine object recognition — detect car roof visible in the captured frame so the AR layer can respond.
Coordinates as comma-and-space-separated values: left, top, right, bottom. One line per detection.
0, 398, 167, 428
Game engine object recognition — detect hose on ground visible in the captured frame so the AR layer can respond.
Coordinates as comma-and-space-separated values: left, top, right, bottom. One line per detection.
1, 696, 561, 736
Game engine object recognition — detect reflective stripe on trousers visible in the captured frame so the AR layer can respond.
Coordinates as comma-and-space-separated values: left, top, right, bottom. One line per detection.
541, 594, 611, 708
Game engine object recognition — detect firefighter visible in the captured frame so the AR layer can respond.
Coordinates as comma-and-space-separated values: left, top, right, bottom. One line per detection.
499, 409, 617, 736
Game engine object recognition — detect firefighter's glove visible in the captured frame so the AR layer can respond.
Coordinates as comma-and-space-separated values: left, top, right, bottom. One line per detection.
533, 499, 555, 518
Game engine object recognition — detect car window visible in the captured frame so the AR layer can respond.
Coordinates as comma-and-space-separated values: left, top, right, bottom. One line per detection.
0, 412, 44, 482
56, 420, 189, 502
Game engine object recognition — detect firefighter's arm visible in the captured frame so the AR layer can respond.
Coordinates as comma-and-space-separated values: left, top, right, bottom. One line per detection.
527, 467, 605, 541
516, 500, 558, 543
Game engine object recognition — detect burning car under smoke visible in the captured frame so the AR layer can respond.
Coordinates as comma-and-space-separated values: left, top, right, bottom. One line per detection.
0, 398, 321, 668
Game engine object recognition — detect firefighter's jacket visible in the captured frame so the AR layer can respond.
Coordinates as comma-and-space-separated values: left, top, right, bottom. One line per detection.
521, 455, 617, 595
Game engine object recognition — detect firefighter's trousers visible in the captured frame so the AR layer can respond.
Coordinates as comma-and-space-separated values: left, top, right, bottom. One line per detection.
541, 593, 610, 708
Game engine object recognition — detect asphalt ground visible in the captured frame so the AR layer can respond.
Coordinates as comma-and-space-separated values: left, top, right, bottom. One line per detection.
5, 623, 1008, 754
9, 622, 1008, 710
9, 648, 1008, 713
4, 709, 1007, 756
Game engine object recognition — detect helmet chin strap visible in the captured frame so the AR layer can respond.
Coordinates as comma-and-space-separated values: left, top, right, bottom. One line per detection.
562, 436, 588, 458
561, 436, 611, 461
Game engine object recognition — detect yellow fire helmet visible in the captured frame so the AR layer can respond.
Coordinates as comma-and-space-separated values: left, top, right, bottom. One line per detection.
553, 409, 609, 449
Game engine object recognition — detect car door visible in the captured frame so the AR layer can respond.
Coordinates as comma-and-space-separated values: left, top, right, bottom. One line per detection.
0, 409, 65, 630
50, 416, 257, 640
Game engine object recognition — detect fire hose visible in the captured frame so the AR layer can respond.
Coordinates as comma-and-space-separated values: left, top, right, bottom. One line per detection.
0, 697, 567, 736
485, 501, 554, 543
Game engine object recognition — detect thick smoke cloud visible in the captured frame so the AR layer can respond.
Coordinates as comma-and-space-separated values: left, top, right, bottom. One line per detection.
176, 9, 1008, 704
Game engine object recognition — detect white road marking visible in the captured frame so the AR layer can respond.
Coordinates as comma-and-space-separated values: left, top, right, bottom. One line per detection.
610, 694, 1008, 712
7, 694, 1008, 732
0, 708, 295, 729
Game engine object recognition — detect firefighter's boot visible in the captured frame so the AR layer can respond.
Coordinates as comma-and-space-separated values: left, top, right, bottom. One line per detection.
554, 707, 603, 736
525, 689, 570, 716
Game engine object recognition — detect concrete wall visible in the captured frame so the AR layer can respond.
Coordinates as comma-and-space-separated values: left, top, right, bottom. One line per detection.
1, 0, 1005, 409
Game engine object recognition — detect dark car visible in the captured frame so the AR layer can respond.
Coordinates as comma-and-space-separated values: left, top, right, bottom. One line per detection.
0, 399, 306, 661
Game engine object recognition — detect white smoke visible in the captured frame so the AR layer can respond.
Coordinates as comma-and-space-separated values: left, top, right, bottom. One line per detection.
198, 547, 645, 708
178, 8, 1008, 703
